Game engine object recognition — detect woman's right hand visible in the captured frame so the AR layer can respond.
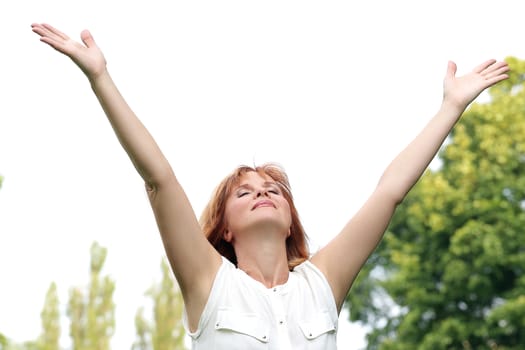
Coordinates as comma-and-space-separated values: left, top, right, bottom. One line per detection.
31, 23, 107, 81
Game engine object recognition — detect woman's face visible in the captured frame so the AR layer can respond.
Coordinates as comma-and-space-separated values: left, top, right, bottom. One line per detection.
224, 171, 292, 240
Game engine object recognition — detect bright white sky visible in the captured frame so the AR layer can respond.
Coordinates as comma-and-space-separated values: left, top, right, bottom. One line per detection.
1, 1, 524, 349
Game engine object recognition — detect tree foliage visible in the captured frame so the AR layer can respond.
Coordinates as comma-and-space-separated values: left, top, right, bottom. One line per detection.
0, 334, 8, 350
0, 336, 37, 350
1, 283, 59, 350
38, 282, 60, 350
67, 242, 115, 350
2, 240, 188, 350
346, 56, 525, 349
132, 258, 186, 350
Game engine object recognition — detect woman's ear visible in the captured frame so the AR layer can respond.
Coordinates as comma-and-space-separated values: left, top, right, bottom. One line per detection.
223, 230, 233, 242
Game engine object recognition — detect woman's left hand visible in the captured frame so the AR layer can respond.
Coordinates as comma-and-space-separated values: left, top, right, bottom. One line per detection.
443, 59, 509, 110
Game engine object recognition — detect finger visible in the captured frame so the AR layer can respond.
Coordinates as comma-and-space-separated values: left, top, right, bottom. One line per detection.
30, 23, 44, 33
31, 23, 69, 45
41, 23, 70, 41
38, 35, 71, 54
477, 61, 509, 83
478, 63, 509, 86
80, 30, 97, 48
483, 61, 509, 76
445, 60, 457, 79
483, 74, 509, 88
33, 29, 73, 54
31, 23, 50, 38
485, 68, 509, 83
472, 59, 497, 74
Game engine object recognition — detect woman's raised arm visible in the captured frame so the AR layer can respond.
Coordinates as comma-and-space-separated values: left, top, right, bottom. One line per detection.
31, 23, 222, 329
311, 59, 510, 312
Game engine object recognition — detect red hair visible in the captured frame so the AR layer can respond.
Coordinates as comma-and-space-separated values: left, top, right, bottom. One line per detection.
200, 163, 309, 270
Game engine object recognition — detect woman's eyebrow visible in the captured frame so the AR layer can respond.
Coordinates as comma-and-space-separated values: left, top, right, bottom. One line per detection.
236, 182, 277, 190
236, 183, 253, 190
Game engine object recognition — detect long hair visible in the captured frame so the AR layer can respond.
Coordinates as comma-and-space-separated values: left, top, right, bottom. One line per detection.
200, 163, 309, 270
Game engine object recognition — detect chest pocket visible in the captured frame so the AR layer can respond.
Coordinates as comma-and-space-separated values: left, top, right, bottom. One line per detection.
215, 309, 270, 344
299, 311, 337, 340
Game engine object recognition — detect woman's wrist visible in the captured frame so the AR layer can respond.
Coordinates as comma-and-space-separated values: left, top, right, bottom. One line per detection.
440, 98, 467, 117
88, 68, 111, 88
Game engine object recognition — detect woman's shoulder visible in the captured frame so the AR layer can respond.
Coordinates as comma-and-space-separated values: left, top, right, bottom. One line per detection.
293, 258, 324, 278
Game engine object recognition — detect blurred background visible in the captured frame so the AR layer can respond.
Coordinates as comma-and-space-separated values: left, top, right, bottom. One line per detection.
1, 1, 524, 349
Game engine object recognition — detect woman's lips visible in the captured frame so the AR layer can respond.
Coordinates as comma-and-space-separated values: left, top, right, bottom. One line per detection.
252, 200, 275, 210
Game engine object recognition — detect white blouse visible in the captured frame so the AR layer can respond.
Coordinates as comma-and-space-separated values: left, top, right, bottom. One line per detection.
184, 256, 339, 349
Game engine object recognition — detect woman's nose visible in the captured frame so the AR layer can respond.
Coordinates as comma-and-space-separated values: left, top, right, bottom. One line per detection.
256, 190, 268, 198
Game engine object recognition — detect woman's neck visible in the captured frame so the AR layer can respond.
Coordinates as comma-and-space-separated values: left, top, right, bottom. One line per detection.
235, 237, 289, 288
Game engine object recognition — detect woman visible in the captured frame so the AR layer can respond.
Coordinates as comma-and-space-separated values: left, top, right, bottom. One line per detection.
31, 23, 509, 349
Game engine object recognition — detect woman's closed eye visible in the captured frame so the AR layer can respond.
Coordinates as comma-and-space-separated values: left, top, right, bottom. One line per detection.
235, 184, 280, 197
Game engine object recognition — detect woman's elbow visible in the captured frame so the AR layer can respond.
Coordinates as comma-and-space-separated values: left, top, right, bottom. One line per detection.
375, 180, 410, 207
144, 165, 177, 192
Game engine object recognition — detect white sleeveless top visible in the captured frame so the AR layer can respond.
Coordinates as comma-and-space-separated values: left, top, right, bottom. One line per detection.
184, 257, 339, 349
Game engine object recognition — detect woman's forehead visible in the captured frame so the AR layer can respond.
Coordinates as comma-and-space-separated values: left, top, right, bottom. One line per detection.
237, 171, 274, 185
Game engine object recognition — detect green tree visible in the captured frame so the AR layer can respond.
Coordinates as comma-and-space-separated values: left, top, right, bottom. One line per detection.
132, 307, 150, 350
132, 258, 186, 350
0, 319, 37, 349
0, 338, 37, 350
0, 334, 9, 350
346, 56, 525, 350
38, 282, 60, 350
67, 242, 115, 350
